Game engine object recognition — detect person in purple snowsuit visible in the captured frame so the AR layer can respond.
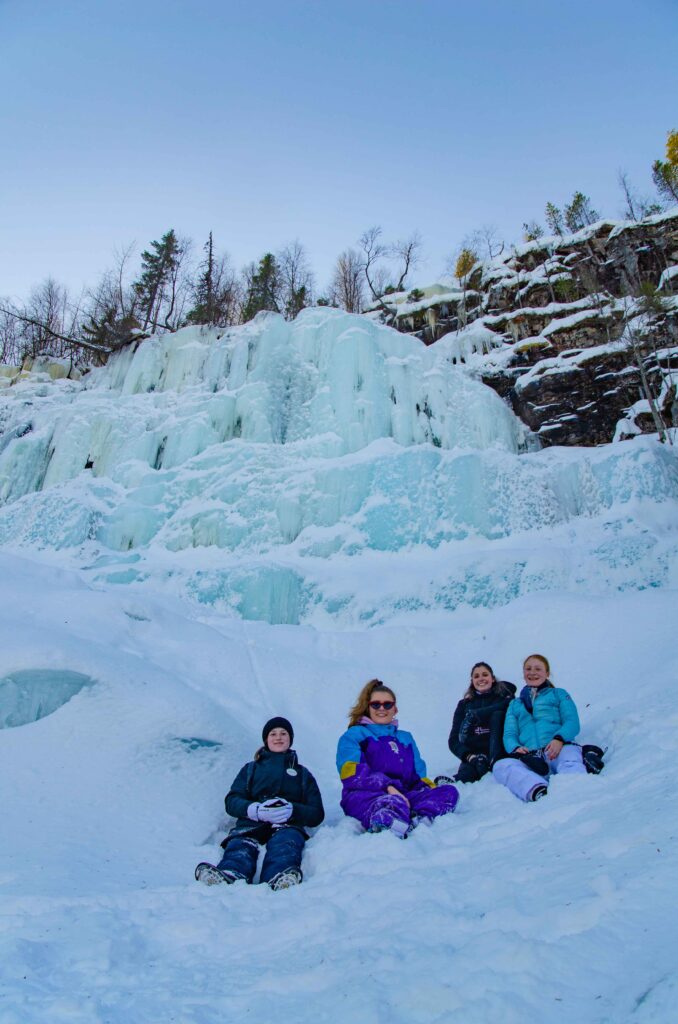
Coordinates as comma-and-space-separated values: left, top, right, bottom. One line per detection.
336, 678, 459, 838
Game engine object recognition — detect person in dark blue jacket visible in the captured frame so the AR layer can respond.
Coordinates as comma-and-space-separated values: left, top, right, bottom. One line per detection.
437, 662, 516, 784
493, 654, 587, 801
195, 716, 324, 890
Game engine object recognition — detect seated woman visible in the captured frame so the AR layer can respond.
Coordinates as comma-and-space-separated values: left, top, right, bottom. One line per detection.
336, 679, 459, 838
493, 654, 587, 802
195, 716, 324, 890
438, 662, 516, 785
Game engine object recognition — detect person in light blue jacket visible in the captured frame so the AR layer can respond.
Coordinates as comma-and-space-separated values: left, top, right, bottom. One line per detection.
493, 653, 587, 802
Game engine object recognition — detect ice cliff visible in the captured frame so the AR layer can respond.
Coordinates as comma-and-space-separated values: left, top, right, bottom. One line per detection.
1, 308, 677, 625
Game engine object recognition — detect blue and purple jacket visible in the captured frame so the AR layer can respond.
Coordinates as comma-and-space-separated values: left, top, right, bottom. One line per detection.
336, 720, 433, 794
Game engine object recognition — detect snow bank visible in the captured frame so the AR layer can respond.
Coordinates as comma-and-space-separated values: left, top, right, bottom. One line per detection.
0, 552, 676, 1023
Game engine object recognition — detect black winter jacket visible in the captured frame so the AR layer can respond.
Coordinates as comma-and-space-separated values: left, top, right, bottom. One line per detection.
222, 748, 324, 846
448, 683, 517, 765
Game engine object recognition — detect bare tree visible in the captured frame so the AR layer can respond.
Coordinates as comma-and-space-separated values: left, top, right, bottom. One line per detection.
618, 169, 641, 221
0, 297, 109, 362
621, 297, 673, 444
19, 278, 84, 360
358, 226, 422, 305
617, 170, 661, 221
79, 244, 144, 355
85, 244, 136, 323
330, 249, 365, 312
104, 242, 138, 320
359, 226, 389, 302
277, 240, 315, 319
392, 232, 423, 291
464, 224, 504, 260
0, 301, 23, 364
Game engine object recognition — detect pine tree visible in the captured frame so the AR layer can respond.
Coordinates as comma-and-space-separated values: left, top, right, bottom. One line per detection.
200, 232, 217, 322
186, 232, 217, 325
241, 253, 281, 322
523, 220, 544, 241
564, 192, 600, 232
652, 129, 678, 204
545, 202, 564, 236
133, 230, 180, 331
284, 284, 308, 320
186, 233, 240, 327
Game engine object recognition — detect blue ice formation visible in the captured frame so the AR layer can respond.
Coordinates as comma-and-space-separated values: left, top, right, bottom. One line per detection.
0, 669, 95, 728
1, 309, 677, 624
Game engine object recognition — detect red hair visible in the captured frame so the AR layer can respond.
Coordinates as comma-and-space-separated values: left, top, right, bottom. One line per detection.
523, 653, 551, 676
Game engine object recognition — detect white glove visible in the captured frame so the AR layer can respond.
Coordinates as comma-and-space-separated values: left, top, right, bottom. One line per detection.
247, 802, 262, 821
257, 798, 293, 824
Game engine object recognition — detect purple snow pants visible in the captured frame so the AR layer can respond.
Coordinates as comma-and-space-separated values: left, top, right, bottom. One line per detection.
342, 783, 459, 833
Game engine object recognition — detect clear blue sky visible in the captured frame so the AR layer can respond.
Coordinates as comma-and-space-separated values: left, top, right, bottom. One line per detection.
1, 0, 676, 303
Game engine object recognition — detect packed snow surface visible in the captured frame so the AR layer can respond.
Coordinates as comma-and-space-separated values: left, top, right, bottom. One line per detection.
1, 554, 677, 1023
1, 309, 677, 1022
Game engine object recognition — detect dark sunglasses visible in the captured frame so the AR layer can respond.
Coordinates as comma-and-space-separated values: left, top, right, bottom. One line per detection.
369, 700, 395, 710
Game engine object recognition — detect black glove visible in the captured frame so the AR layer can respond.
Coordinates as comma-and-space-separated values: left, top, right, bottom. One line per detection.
582, 744, 605, 774
516, 750, 549, 777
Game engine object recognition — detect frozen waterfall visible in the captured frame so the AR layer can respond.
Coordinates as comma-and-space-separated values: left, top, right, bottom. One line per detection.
1, 308, 677, 625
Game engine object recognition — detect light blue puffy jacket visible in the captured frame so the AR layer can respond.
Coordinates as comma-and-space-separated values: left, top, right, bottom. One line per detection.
503, 685, 580, 751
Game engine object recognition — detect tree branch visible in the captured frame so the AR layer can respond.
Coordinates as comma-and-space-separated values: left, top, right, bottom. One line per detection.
0, 305, 112, 356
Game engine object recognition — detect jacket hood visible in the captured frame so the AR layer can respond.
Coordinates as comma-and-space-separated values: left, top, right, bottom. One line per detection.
357, 717, 400, 732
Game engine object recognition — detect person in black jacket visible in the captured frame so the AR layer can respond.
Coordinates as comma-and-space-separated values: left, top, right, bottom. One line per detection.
436, 663, 516, 784
195, 716, 324, 890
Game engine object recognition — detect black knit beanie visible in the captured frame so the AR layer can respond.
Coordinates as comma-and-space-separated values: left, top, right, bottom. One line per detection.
262, 716, 294, 747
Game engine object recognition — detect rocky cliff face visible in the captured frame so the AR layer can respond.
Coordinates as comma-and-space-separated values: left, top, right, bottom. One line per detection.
377, 209, 678, 446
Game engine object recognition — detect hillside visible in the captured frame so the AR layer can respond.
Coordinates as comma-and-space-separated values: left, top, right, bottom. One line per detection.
374, 207, 678, 447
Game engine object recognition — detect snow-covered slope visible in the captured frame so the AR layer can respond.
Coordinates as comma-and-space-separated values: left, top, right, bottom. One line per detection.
0, 553, 677, 1023
1, 309, 678, 1022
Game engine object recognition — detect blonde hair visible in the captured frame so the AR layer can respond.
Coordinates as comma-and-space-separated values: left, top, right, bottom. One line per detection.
348, 678, 396, 727
523, 653, 551, 676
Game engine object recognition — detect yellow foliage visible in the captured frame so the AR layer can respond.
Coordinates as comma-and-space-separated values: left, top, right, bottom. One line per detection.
455, 248, 477, 283
666, 129, 678, 166
515, 339, 552, 353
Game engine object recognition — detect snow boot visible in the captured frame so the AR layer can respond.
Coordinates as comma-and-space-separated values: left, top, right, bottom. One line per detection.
268, 867, 303, 891
434, 775, 457, 787
530, 784, 548, 802
369, 805, 409, 839
195, 862, 239, 886
582, 744, 606, 774
389, 817, 409, 839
